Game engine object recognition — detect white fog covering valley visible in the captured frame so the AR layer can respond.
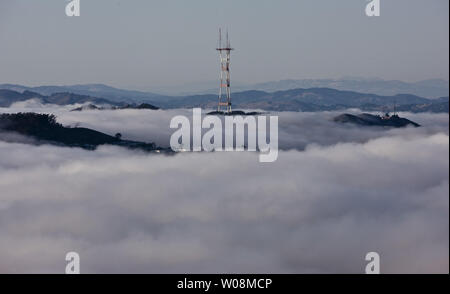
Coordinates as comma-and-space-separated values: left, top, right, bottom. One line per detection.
0, 100, 448, 273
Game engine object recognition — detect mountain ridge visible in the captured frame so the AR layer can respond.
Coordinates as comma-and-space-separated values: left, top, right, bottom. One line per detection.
2, 78, 449, 101
0, 112, 164, 152
1, 86, 448, 113
147, 78, 450, 98
0, 83, 170, 104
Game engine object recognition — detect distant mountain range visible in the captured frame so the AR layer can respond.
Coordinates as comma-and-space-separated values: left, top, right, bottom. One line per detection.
159, 88, 448, 111
235, 78, 449, 99
148, 78, 450, 99
0, 84, 169, 104
0, 84, 448, 113
0, 89, 159, 109
0, 89, 117, 107
1, 78, 449, 101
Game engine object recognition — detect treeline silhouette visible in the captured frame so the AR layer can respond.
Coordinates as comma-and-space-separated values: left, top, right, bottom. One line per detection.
0, 112, 119, 148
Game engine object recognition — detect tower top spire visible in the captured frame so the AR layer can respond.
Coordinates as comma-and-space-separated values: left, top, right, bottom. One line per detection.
216, 28, 234, 51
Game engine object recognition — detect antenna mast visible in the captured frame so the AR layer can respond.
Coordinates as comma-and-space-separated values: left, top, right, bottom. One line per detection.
216, 28, 234, 113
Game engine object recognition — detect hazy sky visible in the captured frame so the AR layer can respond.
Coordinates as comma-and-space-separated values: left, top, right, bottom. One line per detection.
0, 0, 448, 90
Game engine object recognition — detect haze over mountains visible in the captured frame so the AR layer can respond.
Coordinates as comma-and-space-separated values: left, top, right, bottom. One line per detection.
0, 78, 448, 113
159, 88, 448, 112
0, 84, 167, 104
0, 89, 116, 107
148, 78, 450, 98
234, 78, 450, 99
2, 77, 449, 98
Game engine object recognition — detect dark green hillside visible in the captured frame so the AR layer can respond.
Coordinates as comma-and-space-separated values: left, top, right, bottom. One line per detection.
0, 113, 161, 152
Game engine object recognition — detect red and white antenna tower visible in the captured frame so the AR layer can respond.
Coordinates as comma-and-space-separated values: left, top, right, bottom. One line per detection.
216, 28, 234, 113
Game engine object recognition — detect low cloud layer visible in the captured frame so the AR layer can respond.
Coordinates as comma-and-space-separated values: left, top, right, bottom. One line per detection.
0, 102, 448, 273
3, 100, 449, 150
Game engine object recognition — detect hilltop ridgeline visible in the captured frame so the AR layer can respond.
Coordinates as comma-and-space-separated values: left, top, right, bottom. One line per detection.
0, 112, 166, 152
